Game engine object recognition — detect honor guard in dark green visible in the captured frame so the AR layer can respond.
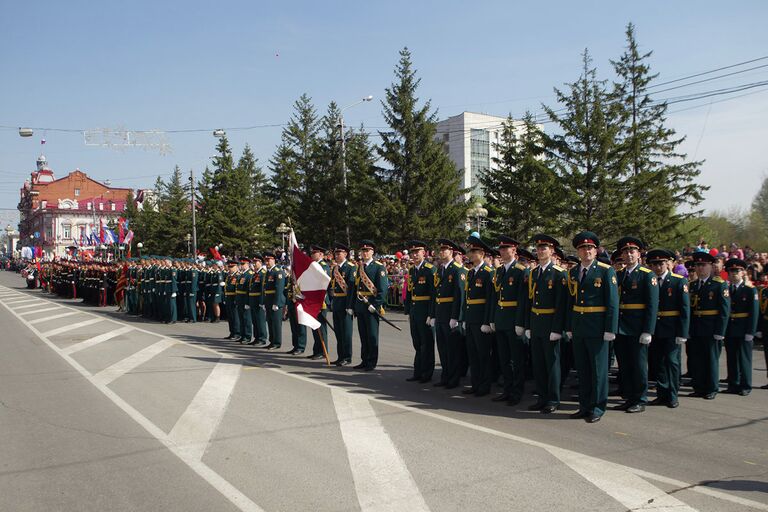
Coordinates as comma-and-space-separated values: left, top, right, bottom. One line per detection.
224, 261, 240, 339
286, 264, 307, 355
404, 240, 437, 383
209, 262, 224, 323
248, 254, 268, 346
330, 242, 356, 366
757, 288, 768, 389
308, 246, 332, 360
263, 252, 286, 350
187, 261, 199, 322
566, 232, 619, 423
168, 259, 178, 323
646, 249, 689, 408
178, 262, 187, 320
353, 240, 389, 370
489, 235, 527, 405
523, 234, 568, 413
462, 235, 496, 397
689, 251, 730, 399
236, 257, 254, 343
723, 258, 758, 396
613, 237, 659, 413
431, 239, 467, 388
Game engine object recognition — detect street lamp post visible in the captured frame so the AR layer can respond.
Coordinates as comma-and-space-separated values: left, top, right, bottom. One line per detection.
468, 202, 488, 235
137, 242, 143, 258
339, 95, 373, 246
189, 169, 197, 258
276, 222, 290, 253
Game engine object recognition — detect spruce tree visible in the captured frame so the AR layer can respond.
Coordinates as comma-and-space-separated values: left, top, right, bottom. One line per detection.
610, 23, 706, 245
152, 166, 192, 256
378, 47, 468, 247
752, 175, 768, 226
198, 136, 236, 255
481, 113, 564, 239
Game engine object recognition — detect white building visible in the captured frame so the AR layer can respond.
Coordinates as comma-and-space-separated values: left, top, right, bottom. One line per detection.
436, 112, 527, 199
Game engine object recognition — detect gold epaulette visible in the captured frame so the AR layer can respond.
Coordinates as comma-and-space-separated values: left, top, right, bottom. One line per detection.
552, 265, 564, 272
639, 266, 652, 273
670, 272, 683, 279
453, 261, 463, 268
375, 261, 385, 266
515, 263, 526, 271
483, 265, 492, 272
712, 276, 725, 283
597, 261, 610, 269
424, 262, 433, 269
746, 282, 755, 288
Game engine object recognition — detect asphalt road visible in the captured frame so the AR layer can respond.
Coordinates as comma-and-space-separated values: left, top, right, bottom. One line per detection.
0, 270, 767, 512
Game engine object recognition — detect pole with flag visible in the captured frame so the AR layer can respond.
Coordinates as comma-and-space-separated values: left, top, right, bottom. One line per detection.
289, 229, 332, 365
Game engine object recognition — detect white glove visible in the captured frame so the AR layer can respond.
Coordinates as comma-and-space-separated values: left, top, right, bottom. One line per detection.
639, 333, 652, 345
171, 293, 176, 298
515, 326, 524, 337
713, 335, 724, 341
219, 281, 226, 286
603, 332, 616, 342
346, 308, 354, 316
429, 318, 436, 327
480, 324, 492, 334
745, 334, 754, 342
524, 329, 531, 339
549, 332, 562, 341
272, 305, 279, 311
567, 331, 573, 339
756, 331, 763, 339
260, 304, 266, 310
425, 316, 432, 326
675, 337, 686, 345
490, 322, 496, 333
244, 305, 250, 310
449, 318, 459, 329
462, 322, 467, 330
368, 305, 377, 314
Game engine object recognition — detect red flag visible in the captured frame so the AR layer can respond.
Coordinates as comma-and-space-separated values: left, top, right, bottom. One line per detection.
290, 230, 330, 330
118, 217, 126, 243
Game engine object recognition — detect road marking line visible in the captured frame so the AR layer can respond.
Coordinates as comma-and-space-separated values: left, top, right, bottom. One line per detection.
168, 359, 242, 461
546, 445, 697, 511
332, 387, 431, 512
28, 311, 79, 324
62, 325, 135, 355
0, 290, 266, 512
3, 298, 40, 305
12, 302, 48, 311
42, 318, 104, 337
92, 338, 178, 386
19, 306, 61, 316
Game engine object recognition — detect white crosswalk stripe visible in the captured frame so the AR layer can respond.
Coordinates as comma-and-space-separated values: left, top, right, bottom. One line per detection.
92, 338, 178, 386
29, 311, 79, 324
42, 318, 104, 337
19, 306, 61, 316
62, 325, 134, 355
12, 302, 48, 311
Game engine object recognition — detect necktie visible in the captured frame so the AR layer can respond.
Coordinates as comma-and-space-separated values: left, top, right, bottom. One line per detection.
580, 267, 587, 284
537, 267, 543, 281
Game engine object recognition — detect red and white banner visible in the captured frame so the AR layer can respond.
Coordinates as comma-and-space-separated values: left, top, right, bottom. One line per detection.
290, 230, 330, 330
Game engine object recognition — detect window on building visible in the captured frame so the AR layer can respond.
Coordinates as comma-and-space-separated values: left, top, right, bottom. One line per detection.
62, 224, 71, 239
45, 226, 52, 240
470, 129, 490, 196
99, 203, 103, 211
87, 202, 92, 210
111, 202, 115, 211
74, 188, 80, 197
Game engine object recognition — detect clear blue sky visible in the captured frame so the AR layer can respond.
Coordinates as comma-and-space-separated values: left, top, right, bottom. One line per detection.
1, 1, 766, 216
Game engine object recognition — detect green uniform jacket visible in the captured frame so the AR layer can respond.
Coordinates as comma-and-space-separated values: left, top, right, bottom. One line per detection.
236, 270, 253, 305
617, 264, 659, 336
523, 262, 568, 336
689, 276, 730, 338
353, 261, 388, 313
318, 260, 332, 310
464, 263, 494, 325
567, 260, 619, 337
404, 262, 436, 317
491, 261, 527, 331
725, 282, 758, 338
188, 269, 199, 296
249, 267, 266, 305
758, 288, 768, 335
654, 272, 691, 339
225, 270, 239, 302
264, 266, 286, 308
431, 261, 467, 322
330, 261, 356, 312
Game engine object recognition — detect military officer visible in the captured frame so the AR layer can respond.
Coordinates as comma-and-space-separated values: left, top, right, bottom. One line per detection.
236, 257, 254, 343
523, 234, 568, 413
353, 240, 388, 371
723, 258, 758, 396
613, 237, 659, 413
688, 251, 730, 399
462, 235, 495, 397
307, 245, 332, 360
263, 251, 286, 350
404, 240, 437, 383
248, 254, 268, 346
489, 235, 527, 405
167, 259, 178, 323
567, 231, 619, 423
329, 243, 356, 366
646, 249, 689, 408
431, 239, 467, 388
209, 261, 224, 323
186, 260, 199, 323
224, 260, 240, 340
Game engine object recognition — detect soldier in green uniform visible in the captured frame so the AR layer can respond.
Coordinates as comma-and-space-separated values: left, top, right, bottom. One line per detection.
489, 235, 527, 405
613, 237, 659, 413
209, 261, 224, 323
688, 251, 730, 399
523, 234, 568, 413
757, 288, 768, 389
224, 260, 240, 340
567, 231, 619, 423
263, 251, 286, 350
431, 240, 467, 388
247, 254, 268, 346
167, 258, 179, 324
462, 235, 495, 397
186, 261, 199, 323
723, 258, 758, 396
236, 257, 253, 343
308, 245, 332, 360
178, 261, 188, 321
404, 240, 436, 383
646, 249, 690, 408
330, 243, 356, 366
353, 240, 389, 371
286, 264, 307, 355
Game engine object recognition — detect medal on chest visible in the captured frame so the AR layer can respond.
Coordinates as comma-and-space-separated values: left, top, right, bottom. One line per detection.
594, 277, 602, 288
475, 278, 483, 288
